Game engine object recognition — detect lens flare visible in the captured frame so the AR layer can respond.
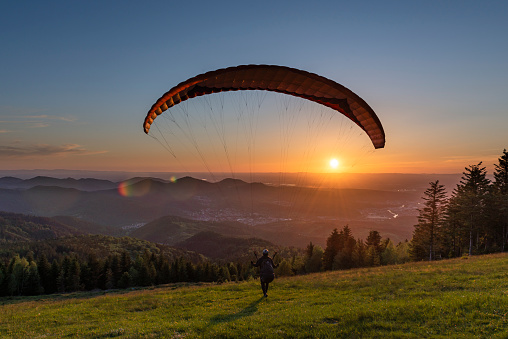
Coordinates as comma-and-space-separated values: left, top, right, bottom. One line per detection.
117, 179, 151, 197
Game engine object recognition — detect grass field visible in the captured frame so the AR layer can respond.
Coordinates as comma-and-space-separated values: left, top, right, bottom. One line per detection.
1, 253, 508, 338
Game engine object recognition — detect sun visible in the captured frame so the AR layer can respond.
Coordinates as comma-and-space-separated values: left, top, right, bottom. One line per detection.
329, 158, 339, 169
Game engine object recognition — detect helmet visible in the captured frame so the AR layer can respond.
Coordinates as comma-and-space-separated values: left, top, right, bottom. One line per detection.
262, 249, 269, 255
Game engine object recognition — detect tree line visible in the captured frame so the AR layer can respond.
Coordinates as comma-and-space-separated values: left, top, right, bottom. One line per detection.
411, 149, 508, 260
301, 226, 410, 274
0, 249, 261, 297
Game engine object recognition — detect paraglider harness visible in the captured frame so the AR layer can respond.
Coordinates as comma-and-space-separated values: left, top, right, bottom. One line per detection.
253, 251, 277, 283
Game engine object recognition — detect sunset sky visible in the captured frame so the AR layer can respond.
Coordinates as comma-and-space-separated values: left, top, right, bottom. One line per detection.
1, 1, 507, 176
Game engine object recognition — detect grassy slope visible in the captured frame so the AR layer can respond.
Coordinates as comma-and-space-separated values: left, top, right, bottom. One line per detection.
1, 253, 508, 338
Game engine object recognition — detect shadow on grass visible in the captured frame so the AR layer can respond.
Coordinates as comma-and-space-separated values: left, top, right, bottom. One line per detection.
208, 296, 265, 325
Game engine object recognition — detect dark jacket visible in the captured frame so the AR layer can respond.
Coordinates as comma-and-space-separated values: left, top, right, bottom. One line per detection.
252, 255, 277, 275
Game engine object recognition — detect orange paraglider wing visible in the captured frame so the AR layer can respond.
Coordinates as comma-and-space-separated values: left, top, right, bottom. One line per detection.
144, 65, 385, 149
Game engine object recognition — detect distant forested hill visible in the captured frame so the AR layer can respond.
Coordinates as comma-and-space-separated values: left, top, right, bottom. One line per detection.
0, 176, 117, 191
51, 215, 119, 236
0, 212, 120, 243
175, 231, 276, 261
130, 215, 254, 245
0, 211, 83, 243
0, 234, 204, 264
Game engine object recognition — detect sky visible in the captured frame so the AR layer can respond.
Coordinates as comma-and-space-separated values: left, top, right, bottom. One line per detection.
1, 0, 507, 176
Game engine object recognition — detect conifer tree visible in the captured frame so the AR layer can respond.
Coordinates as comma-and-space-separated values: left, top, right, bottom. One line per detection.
105, 268, 114, 290
493, 149, 508, 251
452, 163, 491, 255
366, 245, 380, 266
48, 260, 60, 294
69, 258, 81, 291
117, 271, 131, 289
381, 239, 398, 265
305, 245, 323, 273
352, 239, 367, 267
333, 226, 356, 270
366, 231, 382, 254
7, 256, 29, 296
410, 180, 448, 261
442, 195, 463, 257
23, 261, 43, 296
0, 262, 7, 297
87, 253, 101, 290
305, 242, 314, 259
322, 228, 340, 271
37, 254, 52, 294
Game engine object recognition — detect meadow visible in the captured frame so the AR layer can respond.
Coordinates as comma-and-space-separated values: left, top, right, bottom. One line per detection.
1, 253, 507, 338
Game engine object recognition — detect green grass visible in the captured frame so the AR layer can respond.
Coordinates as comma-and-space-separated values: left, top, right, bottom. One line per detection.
2, 253, 508, 338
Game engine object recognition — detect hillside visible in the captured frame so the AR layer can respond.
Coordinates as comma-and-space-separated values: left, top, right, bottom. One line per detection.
0, 211, 83, 243
0, 234, 203, 264
175, 231, 275, 261
51, 215, 119, 236
129, 215, 253, 245
0, 212, 121, 244
0, 176, 117, 191
1, 253, 507, 338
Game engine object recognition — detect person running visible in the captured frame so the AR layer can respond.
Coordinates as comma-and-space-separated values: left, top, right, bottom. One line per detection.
251, 249, 278, 297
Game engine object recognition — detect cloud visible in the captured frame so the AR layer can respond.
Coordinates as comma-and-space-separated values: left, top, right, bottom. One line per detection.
0, 143, 108, 158
24, 115, 77, 122
0, 113, 77, 130
0, 129, 11, 133
30, 123, 50, 128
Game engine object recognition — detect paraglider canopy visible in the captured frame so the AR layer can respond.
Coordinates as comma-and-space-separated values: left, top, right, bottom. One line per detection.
144, 65, 385, 149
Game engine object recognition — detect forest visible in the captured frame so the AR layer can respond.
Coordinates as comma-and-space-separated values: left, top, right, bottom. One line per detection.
411, 149, 508, 260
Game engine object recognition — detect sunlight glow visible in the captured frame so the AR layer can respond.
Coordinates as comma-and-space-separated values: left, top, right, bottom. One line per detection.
329, 158, 339, 169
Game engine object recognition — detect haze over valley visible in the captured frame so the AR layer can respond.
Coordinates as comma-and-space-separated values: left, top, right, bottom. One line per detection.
0, 172, 460, 248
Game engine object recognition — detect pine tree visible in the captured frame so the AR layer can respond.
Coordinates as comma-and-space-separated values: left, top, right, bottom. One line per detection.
117, 271, 131, 289
120, 251, 132, 273
305, 245, 323, 273
395, 240, 411, 263
105, 268, 114, 290
322, 228, 340, 271
218, 266, 231, 283
381, 239, 398, 265
86, 254, 101, 290
68, 258, 81, 291
366, 231, 382, 254
23, 261, 43, 296
442, 195, 463, 257
48, 260, 60, 294
452, 163, 491, 255
493, 149, 508, 251
366, 245, 380, 267
0, 262, 7, 297
410, 180, 448, 261
352, 239, 367, 267
37, 254, 52, 294
333, 226, 356, 270
7, 256, 29, 296
305, 242, 314, 259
